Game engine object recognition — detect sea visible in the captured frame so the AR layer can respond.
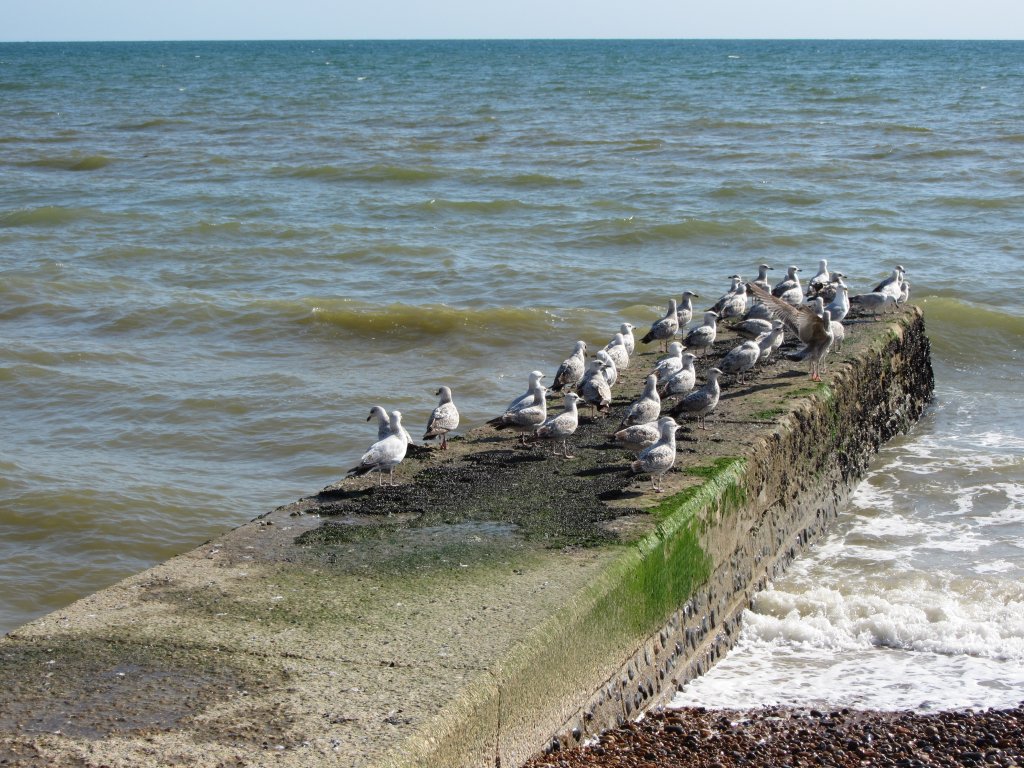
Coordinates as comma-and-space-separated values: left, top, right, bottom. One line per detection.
1, 40, 1022, 713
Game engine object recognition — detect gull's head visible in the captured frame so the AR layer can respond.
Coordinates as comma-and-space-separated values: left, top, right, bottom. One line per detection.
668, 341, 683, 356
436, 386, 453, 400
707, 368, 723, 380
368, 405, 386, 422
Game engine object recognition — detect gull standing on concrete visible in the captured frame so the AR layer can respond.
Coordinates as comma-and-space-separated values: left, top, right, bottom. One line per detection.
619, 374, 662, 429
641, 299, 679, 352
753, 264, 774, 293
551, 341, 587, 393
850, 291, 897, 315
595, 349, 618, 387
773, 265, 804, 306
488, 383, 547, 443
612, 421, 661, 454
347, 410, 409, 487
717, 282, 749, 320
423, 386, 460, 450
677, 291, 698, 329
756, 320, 786, 362
631, 416, 680, 492
603, 332, 630, 370
733, 317, 773, 339
826, 281, 850, 322
719, 339, 761, 383
368, 404, 414, 444
829, 314, 845, 353
708, 275, 743, 315
874, 265, 906, 298
507, 370, 545, 412
683, 311, 719, 357
659, 352, 697, 398
669, 368, 723, 430
651, 341, 685, 383
750, 282, 834, 381
579, 358, 612, 417
898, 280, 911, 306
533, 392, 584, 458
807, 259, 831, 295
618, 322, 636, 355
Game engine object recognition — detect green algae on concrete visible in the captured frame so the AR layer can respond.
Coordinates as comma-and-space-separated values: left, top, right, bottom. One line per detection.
0, 308, 934, 768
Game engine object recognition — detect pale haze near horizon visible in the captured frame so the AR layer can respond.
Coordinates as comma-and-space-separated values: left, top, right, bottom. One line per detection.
3, 0, 1024, 42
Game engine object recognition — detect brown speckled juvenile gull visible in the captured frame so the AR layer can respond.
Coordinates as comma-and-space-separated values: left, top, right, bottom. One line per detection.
423, 386, 459, 450
630, 416, 680, 492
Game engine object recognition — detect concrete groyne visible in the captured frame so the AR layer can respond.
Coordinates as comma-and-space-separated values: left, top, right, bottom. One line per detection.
0, 308, 933, 768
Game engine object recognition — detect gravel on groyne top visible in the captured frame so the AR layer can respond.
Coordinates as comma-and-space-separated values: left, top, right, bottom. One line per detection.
523, 704, 1023, 768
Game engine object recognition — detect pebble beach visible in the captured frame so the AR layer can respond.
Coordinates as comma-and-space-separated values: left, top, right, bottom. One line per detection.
524, 705, 1024, 768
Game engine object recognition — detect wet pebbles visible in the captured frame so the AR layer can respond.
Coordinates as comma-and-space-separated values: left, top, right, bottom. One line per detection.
524, 705, 1024, 768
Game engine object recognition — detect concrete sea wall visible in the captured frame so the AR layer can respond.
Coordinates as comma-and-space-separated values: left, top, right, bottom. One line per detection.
0, 309, 933, 768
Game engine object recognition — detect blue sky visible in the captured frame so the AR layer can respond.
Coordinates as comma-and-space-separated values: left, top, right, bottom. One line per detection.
4, 0, 1024, 41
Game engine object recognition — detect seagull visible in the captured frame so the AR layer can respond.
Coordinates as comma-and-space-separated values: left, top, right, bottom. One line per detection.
809, 272, 847, 303
756, 320, 786, 361
733, 317, 774, 339
830, 315, 845, 353
618, 322, 636, 356
850, 291, 897, 315
708, 275, 743, 315
651, 341, 685, 383
773, 265, 804, 306
533, 392, 584, 458
669, 368, 722, 430
631, 416, 680, 492
579, 359, 612, 417
641, 299, 679, 352
487, 382, 547, 443
717, 282, 748, 319
612, 421, 661, 454
659, 352, 697, 397
595, 349, 618, 387
749, 282, 834, 381
826, 282, 850, 322
507, 370, 545, 412
677, 291, 699, 329
786, 310, 835, 377
683, 311, 719, 357
367, 404, 414, 443
551, 340, 587, 393
898, 280, 911, 305
719, 339, 761, 383
807, 259, 831, 294
619, 374, 662, 429
742, 300, 774, 322
873, 265, 906, 297
603, 332, 630, 370
753, 264, 774, 293
423, 386, 459, 449
347, 410, 408, 487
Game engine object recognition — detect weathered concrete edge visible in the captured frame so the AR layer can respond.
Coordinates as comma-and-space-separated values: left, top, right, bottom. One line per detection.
380, 309, 934, 767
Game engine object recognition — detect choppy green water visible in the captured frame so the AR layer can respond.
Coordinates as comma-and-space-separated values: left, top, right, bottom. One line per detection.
1, 42, 1022, 705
